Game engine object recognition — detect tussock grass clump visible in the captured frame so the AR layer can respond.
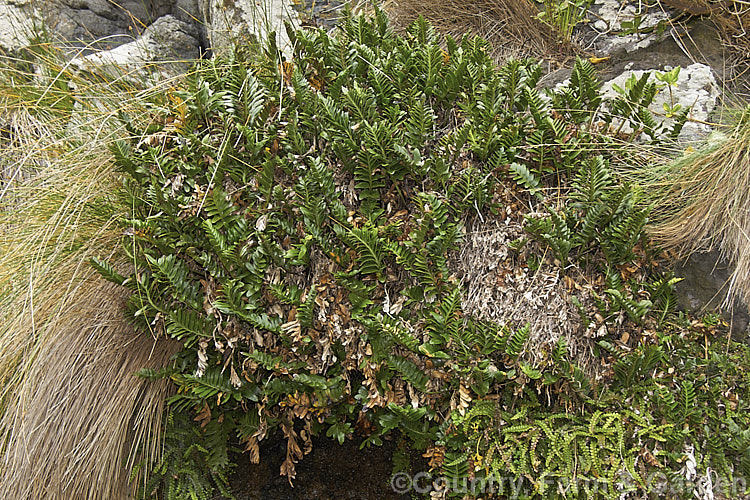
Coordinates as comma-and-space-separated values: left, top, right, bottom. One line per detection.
0, 277, 179, 500
0, 40, 183, 499
646, 107, 750, 307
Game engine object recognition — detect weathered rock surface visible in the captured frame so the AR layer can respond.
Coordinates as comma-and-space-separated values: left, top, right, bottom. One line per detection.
45, 0, 181, 51
0, 0, 304, 78
599, 62, 719, 142
200, 0, 298, 55
0, 0, 299, 67
675, 251, 750, 338
0, 0, 35, 54
585, 0, 671, 55
71, 15, 202, 71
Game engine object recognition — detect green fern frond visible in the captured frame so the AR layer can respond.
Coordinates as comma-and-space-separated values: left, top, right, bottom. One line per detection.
387, 355, 428, 390
146, 254, 200, 309
297, 286, 317, 329
90, 257, 126, 285
509, 162, 542, 195
506, 324, 530, 360
341, 225, 387, 280
167, 309, 213, 346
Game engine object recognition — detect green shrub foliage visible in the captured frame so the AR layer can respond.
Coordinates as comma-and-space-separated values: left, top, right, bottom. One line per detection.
100, 7, 750, 499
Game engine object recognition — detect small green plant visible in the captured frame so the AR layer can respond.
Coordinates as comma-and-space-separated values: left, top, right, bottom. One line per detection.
655, 66, 682, 117
537, 0, 592, 41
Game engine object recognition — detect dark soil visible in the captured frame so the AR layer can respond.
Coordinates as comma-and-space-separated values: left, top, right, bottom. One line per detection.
228, 435, 423, 500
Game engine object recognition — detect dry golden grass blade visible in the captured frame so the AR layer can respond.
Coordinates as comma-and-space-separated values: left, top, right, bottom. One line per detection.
647, 107, 750, 307
382, 0, 575, 64
0, 275, 180, 500
0, 40, 185, 499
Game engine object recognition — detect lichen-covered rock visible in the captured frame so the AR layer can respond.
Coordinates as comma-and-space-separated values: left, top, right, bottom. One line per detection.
600, 63, 719, 142
199, 0, 298, 55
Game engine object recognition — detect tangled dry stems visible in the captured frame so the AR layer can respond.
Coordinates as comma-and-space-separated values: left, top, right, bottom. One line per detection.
709, 0, 750, 88
383, 0, 574, 63
659, 0, 750, 92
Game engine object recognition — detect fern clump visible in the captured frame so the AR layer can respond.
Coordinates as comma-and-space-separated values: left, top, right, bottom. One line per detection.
94, 7, 750, 499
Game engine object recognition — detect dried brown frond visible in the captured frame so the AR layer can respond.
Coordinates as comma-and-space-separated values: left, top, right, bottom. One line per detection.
382, 0, 576, 64
647, 108, 750, 308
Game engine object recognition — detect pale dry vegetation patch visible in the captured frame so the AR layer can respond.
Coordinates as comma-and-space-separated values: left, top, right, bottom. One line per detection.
0, 41, 185, 500
456, 217, 602, 374
383, 0, 575, 63
644, 109, 750, 309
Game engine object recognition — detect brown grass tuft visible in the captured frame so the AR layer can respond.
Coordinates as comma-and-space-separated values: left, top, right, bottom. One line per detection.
382, 0, 575, 64
0, 41, 184, 499
647, 108, 750, 308
0, 274, 180, 499
0, 130, 180, 498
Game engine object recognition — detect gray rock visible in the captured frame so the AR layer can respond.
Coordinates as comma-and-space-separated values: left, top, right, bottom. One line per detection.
0, 0, 35, 54
45, 0, 178, 51
200, 0, 298, 56
675, 251, 750, 340
600, 63, 719, 142
2, 0, 299, 63
71, 15, 201, 72
584, 0, 670, 55
172, 0, 202, 25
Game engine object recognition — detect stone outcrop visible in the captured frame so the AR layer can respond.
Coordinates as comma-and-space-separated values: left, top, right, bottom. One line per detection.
46, 1, 188, 51
600, 62, 720, 143
200, 0, 297, 55
0, 0, 298, 67
71, 15, 202, 71
675, 251, 750, 338
586, 0, 671, 55
0, 0, 35, 54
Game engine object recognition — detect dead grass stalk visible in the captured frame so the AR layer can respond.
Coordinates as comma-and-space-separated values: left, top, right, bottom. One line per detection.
382, 0, 575, 63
